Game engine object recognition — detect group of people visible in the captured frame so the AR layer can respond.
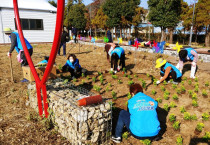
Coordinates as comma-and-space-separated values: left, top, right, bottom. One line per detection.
3, 27, 199, 143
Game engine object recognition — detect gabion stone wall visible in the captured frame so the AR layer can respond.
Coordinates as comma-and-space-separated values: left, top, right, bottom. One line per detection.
27, 79, 112, 145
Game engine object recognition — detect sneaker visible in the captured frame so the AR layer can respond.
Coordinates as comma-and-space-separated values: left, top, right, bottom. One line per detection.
111, 136, 121, 143
21, 78, 29, 83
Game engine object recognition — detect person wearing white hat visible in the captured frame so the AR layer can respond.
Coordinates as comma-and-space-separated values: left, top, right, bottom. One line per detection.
3, 27, 33, 66
155, 58, 182, 85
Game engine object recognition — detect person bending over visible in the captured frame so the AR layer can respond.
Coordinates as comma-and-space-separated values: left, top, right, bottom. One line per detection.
104, 43, 118, 62
62, 54, 86, 79
176, 48, 198, 79
111, 83, 161, 143
110, 47, 125, 73
156, 58, 182, 85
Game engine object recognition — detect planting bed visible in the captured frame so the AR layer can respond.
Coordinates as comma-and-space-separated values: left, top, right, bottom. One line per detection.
0, 43, 209, 144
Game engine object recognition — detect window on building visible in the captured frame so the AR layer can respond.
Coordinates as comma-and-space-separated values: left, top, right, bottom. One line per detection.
14, 18, 44, 30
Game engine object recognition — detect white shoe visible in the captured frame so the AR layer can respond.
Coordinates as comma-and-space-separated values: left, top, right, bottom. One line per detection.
111, 136, 121, 143
190, 66, 196, 79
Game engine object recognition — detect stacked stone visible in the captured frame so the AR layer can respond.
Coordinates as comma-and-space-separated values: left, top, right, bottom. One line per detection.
27, 79, 112, 145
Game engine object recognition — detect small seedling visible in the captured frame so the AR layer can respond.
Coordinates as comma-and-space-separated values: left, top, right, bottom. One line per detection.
192, 100, 198, 107
118, 79, 122, 84
82, 73, 85, 77
180, 86, 186, 93
163, 104, 169, 112
108, 83, 112, 87
100, 79, 104, 85
194, 86, 199, 92
73, 78, 77, 82
176, 88, 181, 95
128, 80, 134, 86
146, 73, 150, 77
81, 79, 85, 84
188, 80, 192, 85
123, 67, 126, 73
106, 86, 110, 92
205, 81, 209, 87
169, 114, 176, 122
112, 75, 118, 79
63, 79, 68, 84
125, 101, 128, 106
93, 85, 101, 93
172, 94, 179, 100
191, 114, 197, 120
58, 64, 62, 70
202, 112, 209, 121
170, 102, 177, 108
142, 80, 146, 89
139, 78, 143, 82
163, 80, 167, 85
98, 71, 102, 75
134, 74, 138, 78
172, 84, 177, 89
192, 93, 197, 100
109, 70, 114, 74
183, 77, 187, 81
173, 121, 180, 131
163, 94, 169, 100
184, 112, 191, 120
176, 135, 183, 145
153, 78, 158, 86
86, 76, 90, 80
127, 93, 132, 99
196, 123, 204, 132
203, 132, 210, 141
127, 75, 132, 80
195, 77, 198, 82
188, 90, 193, 96
156, 98, 162, 103
194, 83, 199, 87
181, 81, 184, 85
164, 90, 170, 95
122, 131, 129, 139
140, 139, 151, 145
161, 86, 166, 92
180, 106, 186, 113
151, 90, 157, 96
202, 89, 208, 97
92, 77, 96, 83
112, 91, 117, 100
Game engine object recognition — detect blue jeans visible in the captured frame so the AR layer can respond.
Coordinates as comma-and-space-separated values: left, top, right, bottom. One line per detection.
58, 42, 66, 55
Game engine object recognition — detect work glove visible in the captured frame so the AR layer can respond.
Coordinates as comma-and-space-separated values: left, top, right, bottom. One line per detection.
117, 66, 120, 71
114, 70, 117, 74
156, 80, 160, 85
110, 68, 113, 72
7, 52, 11, 57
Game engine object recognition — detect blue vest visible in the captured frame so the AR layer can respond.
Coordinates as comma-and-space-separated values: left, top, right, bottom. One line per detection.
11, 32, 32, 53
38, 60, 48, 64
111, 47, 124, 58
185, 48, 197, 61
128, 92, 161, 137
66, 59, 81, 69
161, 62, 182, 78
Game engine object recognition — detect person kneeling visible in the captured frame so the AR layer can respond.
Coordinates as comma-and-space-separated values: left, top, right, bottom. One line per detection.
62, 54, 86, 79
155, 58, 182, 85
112, 84, 161, 143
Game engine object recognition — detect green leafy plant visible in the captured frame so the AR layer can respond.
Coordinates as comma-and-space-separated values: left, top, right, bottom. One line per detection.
181, 81, 184, 85
109, 70, 114, 74
112, 75, 118, 79
164, 90, 170, 95
125, 101, 128, 106
180, 86, 186, 93
146, 73, 150, 77
203, 132, 210, 141
202, 112, 209, 121
170, 102, 177, 108
92, 77, 96, 83
108, 83, 112, 87
127, 75, 132, 80
163, 94, 169, 100
172, 84, 177, 89
183, 112, 191, 120
81, 73, 85, 77
205, 81, 209, 87
153, 78, 158, 86
188, 80, 192, 85
134, 74, 138, 78
163, 104, 169, 112
188, 90, 193, 96
112, 91, 117, 100
180, 106, 186, 113
191, 114, 197, 120
194, 86, 199, 92
118, 79, 122, 84
161, 86, 166, 92
128, 80, 134, 86
140, 139, 151, 145
195, 77, 198, 82
176, 88, 181, 95
98, 71, 102, 75
123, 74, 127, 77
86, 76, 90, 80
127, 93, 132, 99
58, 64, 62, 70
194, 83, 199, 87
173, 121, 180, 131
81, 79, 85, 85
173, 94, 179, 100
176, 135, 183, 145
196, 123, 204, 132
142, 80, 146, 89
202, 89, 208, 97
183, 77, 187, 81
106, 86, 110, 92
169, 114, 176, 122
122, 131, 129, 139
93, 85, 101, 93
156, 98, 162, 103
192, 100, 198, 107
192, 93, 197, 100
73, 78, 77, 82
63, 79, 68, 84
123, 67, 126, 73
163, 80, 167, 85
151, 90, 157, 96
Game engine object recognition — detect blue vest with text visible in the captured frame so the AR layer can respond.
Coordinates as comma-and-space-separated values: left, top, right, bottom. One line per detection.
11, 32, 32, 53
111, 47, 124, 58
185, 48, 197, 61
161, 62, 182, 78
128, 92, 161, 137
65, 59, 81, 69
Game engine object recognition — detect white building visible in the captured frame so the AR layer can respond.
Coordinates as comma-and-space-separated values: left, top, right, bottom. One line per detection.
0, 0, 57, 44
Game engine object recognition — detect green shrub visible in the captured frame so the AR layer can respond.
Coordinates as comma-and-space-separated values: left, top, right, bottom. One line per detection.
93, 85, 101, 92
123, 74, 127, 77
180, 106, 186, 113
169, 114, 176, 122
125, 101, 128, 106
122, 131, 129, 139
81, 79, 85, 84
161, 86, 166, 92
196, 123, 204, 132
194, 86, 199, 92
98, 72, 102, 75
156, 98, 162, 103
176, 88, 181, 95
202, 112, 209, 121
151, 90, 157, 96
176, 135, 183, 145
86, 76, 90, 80
203, 132, 210, 141
191, 114, 197, 120
188, 80, 192, 85
172, 84, 177, 89
205, 81, 209, 87
163, 94, 169, 100
192, 93, 197, 100
192, 100, 198, 107
163, 104, 169, 112
173, 121, 180, 130
173, 94, 179, 100
140, 139, 151, 145
109, 70, 114, 74
188, 90, 193, 96
184, 112, 191, 120
202, 89, 208, 97
108, 83, 112, 87
58, 64, 62, 70
164, 90, 170, 95
180, 86, 186, 93
170, 102, 177, 108
123, 67, 126, 72
146, 73, 150, 77
73, 78, 77, 82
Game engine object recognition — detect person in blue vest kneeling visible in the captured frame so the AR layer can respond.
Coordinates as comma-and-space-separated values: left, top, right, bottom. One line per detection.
176, 48, 198, 79
111, 46, 125, 73
155, 58, 182, 85
62, 54, 86, 79
111, 83, 161, 143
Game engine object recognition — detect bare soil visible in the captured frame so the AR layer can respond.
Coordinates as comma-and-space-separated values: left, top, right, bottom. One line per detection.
0, 43, 209, 145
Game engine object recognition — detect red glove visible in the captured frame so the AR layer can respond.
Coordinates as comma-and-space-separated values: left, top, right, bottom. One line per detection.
7, 52, 11, 57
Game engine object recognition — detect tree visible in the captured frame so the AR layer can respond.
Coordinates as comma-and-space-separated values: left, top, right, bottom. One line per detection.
91, 8, 108, 36
148, 0, 182, 42
48, 0, 57, 7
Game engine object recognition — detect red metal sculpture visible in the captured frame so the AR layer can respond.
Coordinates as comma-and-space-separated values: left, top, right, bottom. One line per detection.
13, 0, 65, 118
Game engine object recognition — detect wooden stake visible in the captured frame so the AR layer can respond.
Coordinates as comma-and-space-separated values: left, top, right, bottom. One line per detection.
9, 57, 14, 83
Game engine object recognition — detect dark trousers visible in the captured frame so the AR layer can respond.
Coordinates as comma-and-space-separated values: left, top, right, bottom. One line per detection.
21, 48, 33, 66
111, 53, 126, 71
74, 35, 77, 43
119, 53, 125, 69
115, 110, 159, 140
62, 65, 87, 78
160, 70, 181, 82
58, 42, 66, 56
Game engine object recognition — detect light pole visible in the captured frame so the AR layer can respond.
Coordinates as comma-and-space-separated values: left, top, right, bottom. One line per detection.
189, 0, 196, 46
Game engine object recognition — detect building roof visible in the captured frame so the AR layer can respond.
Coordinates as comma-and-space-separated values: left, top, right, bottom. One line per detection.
0, 0, 57, 12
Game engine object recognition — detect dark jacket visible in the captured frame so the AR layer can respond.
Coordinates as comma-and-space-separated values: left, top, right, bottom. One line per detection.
107, 30, 112, 42
72, 27, 77, 36
61, 31, 69, 43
